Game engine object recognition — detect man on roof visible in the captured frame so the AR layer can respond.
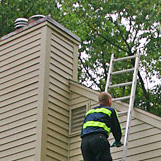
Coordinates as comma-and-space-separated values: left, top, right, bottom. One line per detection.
81, 92, 123, 161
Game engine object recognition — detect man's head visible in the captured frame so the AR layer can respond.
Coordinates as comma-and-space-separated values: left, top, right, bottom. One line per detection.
98, 92, 112, 106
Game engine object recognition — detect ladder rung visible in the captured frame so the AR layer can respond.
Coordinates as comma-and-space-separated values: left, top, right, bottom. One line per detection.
109, 82, 132, 88
112, 68, 134, 75
118, 111, 128, 116
112, 96, 130, 101
114, 55, 136, 62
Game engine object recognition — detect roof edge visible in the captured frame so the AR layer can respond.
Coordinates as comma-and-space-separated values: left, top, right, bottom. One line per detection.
69, 80, 161, 130
114, 101, 161, 130
69, 79, 100, 101
46, 16, 81, 42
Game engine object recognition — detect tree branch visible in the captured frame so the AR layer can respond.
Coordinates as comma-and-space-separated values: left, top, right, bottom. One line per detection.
79, 55, 99, 88
138, 71, 151, 111
24, 3, 35, 18
115, 15, 132, 55
132, 26, 139, 46
101, 51, 108, 82
85, 21, 129, 53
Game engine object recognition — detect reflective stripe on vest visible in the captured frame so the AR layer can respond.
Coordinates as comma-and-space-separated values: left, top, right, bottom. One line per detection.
83, 121, 111, 134
86, 108, 112, 117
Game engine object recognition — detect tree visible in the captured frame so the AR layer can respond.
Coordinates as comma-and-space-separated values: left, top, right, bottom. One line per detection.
0, 0, 62, 38
59, 0, 161, 115
0, 0, 161, 116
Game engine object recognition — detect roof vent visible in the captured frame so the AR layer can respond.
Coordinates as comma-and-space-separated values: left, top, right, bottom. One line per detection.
14, 18, 28, 29
28, 15, 45, 23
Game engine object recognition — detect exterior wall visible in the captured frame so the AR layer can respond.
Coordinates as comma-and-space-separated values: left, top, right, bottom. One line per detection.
68, 81, 99, 161
44, 22, 80, 161
0, 25, 42, 161
69, 93, 91, 161
0, 18, 80, 161
69, 81, 161, 161
113, 102, 161, 161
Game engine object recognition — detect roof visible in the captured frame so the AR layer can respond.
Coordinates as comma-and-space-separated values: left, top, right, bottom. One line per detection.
69, 79, 161, 130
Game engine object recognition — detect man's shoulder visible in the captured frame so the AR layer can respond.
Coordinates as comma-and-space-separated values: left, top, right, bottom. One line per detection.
104, 106, 116, 113
94, 105, 115, 111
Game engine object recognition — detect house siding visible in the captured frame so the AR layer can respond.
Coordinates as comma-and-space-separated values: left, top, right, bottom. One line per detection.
46, 30, 72, 161
69, 92, 90, 161
0, 19, 80, 161
0, 28, 42, 161
113, 102, 161, 161
44, 23, 80, 161
69, 81, 161, 161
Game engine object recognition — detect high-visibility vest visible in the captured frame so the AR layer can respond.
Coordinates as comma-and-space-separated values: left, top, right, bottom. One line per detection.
81, 105, 122, 142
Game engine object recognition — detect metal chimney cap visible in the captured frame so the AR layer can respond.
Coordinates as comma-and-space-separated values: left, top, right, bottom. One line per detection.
29, 15, 45, 20
14, 18, 28, 23
14, 22, 28, 25
14, 18, 28, 29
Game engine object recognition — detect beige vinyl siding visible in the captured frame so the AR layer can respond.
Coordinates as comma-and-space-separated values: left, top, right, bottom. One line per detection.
127, 126, 161, 161
111, 111, 161, 161
69, 92, 93, 161
69, 81, 161, 161
69, 135, 82, 161
0, 28, 41, 161
110, 108, 161, 161
46, 30, 70, 161
0, 17, 80, 161
44, 24, 80, 161
112, 102, 161, 161
111, 121, 161, 161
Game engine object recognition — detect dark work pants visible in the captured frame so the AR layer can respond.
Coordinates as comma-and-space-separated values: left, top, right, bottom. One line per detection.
81, 133, 113, 161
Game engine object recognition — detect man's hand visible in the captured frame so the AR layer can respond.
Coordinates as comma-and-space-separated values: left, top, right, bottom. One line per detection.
111, 140, 123, 147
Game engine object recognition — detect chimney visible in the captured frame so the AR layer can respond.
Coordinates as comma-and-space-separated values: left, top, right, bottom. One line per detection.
0, 16, 81, 161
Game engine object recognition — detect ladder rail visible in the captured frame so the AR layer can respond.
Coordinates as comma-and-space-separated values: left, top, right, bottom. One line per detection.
105, 53, 114, 92
121, 53, 140, 161
104, 53, 140, 161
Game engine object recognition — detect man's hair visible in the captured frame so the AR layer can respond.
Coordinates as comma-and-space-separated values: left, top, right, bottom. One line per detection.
98, 92, 111, 105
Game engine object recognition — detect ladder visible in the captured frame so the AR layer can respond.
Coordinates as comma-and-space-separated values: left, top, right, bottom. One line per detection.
105, 53, 140, 161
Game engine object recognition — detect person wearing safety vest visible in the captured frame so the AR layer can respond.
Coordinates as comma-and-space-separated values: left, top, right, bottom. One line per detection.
81, 92, 123, 161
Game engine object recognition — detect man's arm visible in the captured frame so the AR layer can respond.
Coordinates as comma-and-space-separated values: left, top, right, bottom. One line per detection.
111, 109, 123, 142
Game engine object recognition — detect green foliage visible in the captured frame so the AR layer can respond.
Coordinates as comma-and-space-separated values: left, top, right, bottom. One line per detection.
60, 0, 161, 116
150, 85, 161, 116
0, 0, 161, 116
0, 0, 62, 37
